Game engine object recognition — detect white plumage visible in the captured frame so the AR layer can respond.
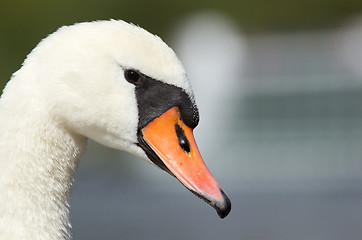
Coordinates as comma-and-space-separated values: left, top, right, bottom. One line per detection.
0, 20, 193, 239
0, 20, 231, 240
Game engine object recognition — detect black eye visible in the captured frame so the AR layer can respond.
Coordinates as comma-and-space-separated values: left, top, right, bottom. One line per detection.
124, 69, 141, 84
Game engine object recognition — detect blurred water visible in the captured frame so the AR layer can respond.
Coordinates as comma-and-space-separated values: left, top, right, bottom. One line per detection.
70, 13, 362, 240
70, 163, 362, 240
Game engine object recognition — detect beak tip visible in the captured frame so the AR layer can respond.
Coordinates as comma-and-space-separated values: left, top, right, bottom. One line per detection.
215, 189, 231, 219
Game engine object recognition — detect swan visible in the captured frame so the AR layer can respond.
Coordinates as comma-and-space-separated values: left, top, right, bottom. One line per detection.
0, 20, 231, 239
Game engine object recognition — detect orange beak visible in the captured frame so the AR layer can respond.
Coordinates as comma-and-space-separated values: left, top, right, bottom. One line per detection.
138, 107, 231, 218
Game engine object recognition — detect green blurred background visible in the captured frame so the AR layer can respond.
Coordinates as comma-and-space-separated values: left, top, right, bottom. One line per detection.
2, 1, 362, 240
2, 0, 362, 90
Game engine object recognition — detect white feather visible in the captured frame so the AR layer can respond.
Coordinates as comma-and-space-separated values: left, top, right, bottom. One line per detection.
0, 20, 194, 240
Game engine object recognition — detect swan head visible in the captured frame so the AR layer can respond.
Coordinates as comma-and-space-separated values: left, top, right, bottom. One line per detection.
7, 20, 230, 218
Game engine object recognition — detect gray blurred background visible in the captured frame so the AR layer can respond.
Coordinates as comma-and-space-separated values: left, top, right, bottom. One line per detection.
1, 1, 362, 239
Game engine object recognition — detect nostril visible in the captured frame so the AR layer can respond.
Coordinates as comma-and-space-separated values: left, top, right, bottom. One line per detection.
179, 138, 190, 153
175, 124, 191, 154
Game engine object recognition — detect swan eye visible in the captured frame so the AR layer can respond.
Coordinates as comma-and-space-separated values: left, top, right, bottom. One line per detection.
124, 69, 141, 84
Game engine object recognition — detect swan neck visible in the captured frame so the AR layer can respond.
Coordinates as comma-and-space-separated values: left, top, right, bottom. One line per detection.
0, 107, 87, 239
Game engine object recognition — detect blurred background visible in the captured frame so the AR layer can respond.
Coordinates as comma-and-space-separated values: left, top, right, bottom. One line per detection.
1, 1, 362, 239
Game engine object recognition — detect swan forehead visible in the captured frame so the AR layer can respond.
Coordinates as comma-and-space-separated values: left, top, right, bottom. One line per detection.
54, 20, 191, 94
113, 22, 190, 92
